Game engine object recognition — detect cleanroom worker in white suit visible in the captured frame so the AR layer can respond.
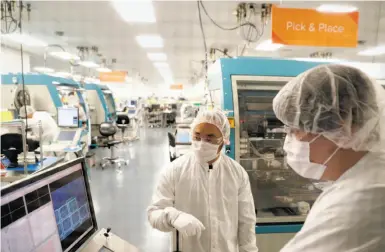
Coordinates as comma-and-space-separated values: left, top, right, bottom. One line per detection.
274, 65, 385, 252
19, 105, 59, 144
147, 109, 258, 252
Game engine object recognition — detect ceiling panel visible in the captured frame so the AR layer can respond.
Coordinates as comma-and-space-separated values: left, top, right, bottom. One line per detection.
3, 0, 384, 86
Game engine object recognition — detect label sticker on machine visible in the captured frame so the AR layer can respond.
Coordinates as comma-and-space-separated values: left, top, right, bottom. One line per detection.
228, 117, 235, 128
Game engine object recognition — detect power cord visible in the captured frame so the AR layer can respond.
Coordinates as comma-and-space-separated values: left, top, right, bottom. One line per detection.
198, 0, 258, 32
18, 0, 28, 134
1, 0, 30, 34
197, 0, 213, 105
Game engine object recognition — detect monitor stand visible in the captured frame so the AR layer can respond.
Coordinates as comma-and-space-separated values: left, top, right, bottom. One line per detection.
79, 228, 139, 252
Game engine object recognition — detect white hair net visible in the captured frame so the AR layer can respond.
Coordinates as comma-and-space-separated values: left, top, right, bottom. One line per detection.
191, 108, 231, 145
19, 105, 35, 118
273, 64, 385, 152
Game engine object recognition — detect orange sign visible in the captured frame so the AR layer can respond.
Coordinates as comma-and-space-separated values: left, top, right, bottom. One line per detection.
272, 5, 359, 47
170, 84, 183, 90
99, 71, 127, 83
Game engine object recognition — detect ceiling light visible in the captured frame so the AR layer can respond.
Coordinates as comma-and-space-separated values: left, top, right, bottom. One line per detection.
49, 51, 80, 61
79, 61, 100, 68
154, 62, 169, 69
357, 46, 385, 56
292, 58, 343, 62
111, 0, 156, 23
33, 67, 55, 73
84, 77, 100, 84
316, 4, 358, 13
136, 35, 163, 48
147, 53, 167, 61
255, 39, 284, 51
2, 33, 47, 47
53, 71, 72, 78
96, 67, 112, 73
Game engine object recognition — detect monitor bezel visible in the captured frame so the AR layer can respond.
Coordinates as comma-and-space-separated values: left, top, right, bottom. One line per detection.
57, 107, 80, 128
1, 158, 98, 252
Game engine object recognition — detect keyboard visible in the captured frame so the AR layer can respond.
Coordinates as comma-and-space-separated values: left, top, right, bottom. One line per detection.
42, 143, 71, 152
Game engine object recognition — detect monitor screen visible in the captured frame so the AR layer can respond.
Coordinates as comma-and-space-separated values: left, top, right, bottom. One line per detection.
58, 107, 79, 128
130, 100, 137, 106
1, 158, 97, 252
57, 131, 77, 142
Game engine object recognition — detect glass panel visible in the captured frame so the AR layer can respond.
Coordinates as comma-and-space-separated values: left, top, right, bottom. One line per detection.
103, 93, 115, 114
237, 88, 322, 222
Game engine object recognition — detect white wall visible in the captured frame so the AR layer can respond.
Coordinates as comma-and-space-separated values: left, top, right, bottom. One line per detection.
0, 47, 31, 73
104, 81, 206, 102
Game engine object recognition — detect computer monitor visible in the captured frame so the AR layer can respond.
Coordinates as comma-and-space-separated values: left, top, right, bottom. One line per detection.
1, 158, 97, 252
130, 100, 137, 106
57, 131, 77, 142
171, 104, 177, 110
58, 107, 79, 128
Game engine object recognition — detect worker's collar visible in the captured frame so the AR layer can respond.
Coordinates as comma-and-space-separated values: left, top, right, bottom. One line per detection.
194, 153, 222, 167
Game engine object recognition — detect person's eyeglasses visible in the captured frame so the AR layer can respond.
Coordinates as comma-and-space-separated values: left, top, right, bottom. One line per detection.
192, 133, 223, 145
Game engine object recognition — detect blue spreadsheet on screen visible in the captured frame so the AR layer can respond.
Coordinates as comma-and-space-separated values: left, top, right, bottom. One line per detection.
1, 159, 97, 252
50, 170, 93, 250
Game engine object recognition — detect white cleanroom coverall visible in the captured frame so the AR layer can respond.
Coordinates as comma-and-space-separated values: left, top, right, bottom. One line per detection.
281, 152, 385, 252
147, 152, 258, 252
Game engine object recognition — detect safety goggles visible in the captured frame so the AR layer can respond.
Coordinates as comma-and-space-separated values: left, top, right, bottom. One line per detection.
192, 133, 223, 145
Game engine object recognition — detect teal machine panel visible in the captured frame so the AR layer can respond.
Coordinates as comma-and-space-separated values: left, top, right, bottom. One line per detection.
1, 73, 90, 144
207, 57, 326, 250
85, 84, 117, 122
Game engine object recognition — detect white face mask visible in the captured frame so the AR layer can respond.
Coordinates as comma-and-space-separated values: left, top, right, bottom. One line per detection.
283, 134, 339, 180
192, 141, 220, 163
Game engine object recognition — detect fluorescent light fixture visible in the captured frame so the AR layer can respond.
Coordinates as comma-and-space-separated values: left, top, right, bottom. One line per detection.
84, 77, 100, 84
96, 67, 112, 73
255, 39, 284, 51
147, 53, 167, 61
53, 71, 72, 78
2, 33, 47, 47
111, 0, 156, 23
317, 4, 358, 13
79, 61, 100, 68
72, 74, 83, 81
33, 66, 54, 73
49, 51, 80, 61
136, 35, 163, 48
357, 46, 385, 56
292, 57, 343, 62
154, 62, 169, 69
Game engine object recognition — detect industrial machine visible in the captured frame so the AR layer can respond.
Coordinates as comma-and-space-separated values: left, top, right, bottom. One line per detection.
1, 73, 91, 150
207, 57, 385, 251
85, 84, 117, 137
0, 158, 139, 252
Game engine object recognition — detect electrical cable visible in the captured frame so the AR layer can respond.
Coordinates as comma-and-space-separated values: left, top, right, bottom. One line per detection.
1, 1, 18, 34
197, 0, 213, 105
18, 0, 28, 135
211, 48, 233, 58
198, 0, 257, 31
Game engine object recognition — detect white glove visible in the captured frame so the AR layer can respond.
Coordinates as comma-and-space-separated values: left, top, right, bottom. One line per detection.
172, 212, 205, 237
